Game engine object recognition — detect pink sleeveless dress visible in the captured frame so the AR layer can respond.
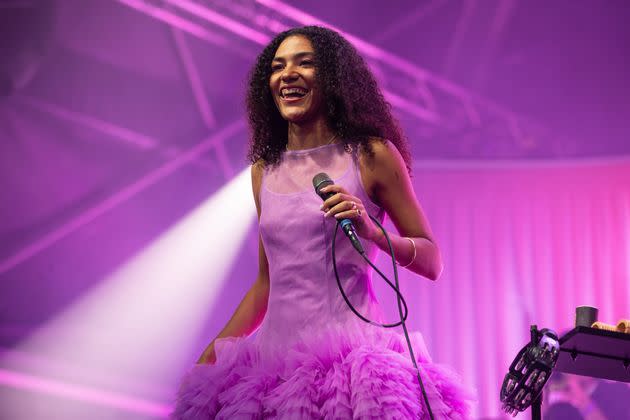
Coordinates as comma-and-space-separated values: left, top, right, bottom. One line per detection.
173, 143, 473, 419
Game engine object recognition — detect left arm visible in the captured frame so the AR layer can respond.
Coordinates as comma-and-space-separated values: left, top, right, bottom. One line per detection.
320, 140, 443, 280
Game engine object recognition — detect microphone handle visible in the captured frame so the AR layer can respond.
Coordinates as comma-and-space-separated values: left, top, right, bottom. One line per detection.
320, 191, 365, 254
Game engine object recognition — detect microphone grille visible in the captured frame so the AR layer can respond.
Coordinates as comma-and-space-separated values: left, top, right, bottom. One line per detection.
312, 172, 332, 192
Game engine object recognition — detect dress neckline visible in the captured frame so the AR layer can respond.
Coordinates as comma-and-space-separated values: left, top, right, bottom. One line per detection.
284, 141, 343, 155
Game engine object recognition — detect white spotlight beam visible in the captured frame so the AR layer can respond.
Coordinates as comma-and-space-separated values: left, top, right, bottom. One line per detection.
0, 368, 170, 418
1, 167, 256, 414
0, 120, 246, 275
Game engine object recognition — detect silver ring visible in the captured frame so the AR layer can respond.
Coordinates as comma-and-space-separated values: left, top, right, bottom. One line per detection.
356, 208, 362, 217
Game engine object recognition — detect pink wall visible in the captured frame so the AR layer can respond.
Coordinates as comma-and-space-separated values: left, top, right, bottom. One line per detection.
374, 158, 630, 417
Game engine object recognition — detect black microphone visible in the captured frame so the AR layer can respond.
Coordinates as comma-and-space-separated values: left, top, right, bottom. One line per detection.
313, 172, 365, 254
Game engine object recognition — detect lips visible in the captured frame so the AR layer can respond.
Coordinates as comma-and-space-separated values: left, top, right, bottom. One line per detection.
279, 86, 309, 102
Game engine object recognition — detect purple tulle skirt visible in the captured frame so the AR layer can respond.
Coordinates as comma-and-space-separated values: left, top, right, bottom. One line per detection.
172, 325, 474, 419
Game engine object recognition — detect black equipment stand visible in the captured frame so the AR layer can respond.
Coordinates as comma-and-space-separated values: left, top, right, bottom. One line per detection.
555, 326, 630, 383
530, 326, 543, 420
531, 326, 630, 419
519, 325, 630, 419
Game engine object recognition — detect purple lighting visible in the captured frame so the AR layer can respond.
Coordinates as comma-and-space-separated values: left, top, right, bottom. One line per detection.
0, 120, 245, 275
18, 96, 159, 149
0, 368, 171, 417
164, 0, 271, 46
2, 1, 629, 418
116, 0, 235, 49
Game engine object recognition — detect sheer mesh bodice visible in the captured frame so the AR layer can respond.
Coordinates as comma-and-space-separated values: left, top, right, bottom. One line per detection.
255, 142, 385, 351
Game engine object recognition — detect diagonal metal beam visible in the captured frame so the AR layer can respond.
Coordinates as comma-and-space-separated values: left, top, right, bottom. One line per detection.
443, 0, 477, 79
169, 25, 236, 178
254, 0, 442, 89
16, 96, 214, 170
472, 0, 517, 92
371, 0, 448, 45
252, 0, 531, 124
170, 0, 438, 123
0, 120, 246, 275
116, 0, 253, 58
117, 0, 556, 154
120, 0, 440, 124
170, 27, 216, 130
17, 96, 159, 150
163, 0, 270, 45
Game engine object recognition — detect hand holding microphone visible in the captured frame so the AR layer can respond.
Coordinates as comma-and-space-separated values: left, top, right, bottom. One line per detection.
313, 173, 380, 254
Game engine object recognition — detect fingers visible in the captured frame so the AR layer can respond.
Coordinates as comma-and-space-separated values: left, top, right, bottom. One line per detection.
319, 185, 345, 194
320, 185, 351, 210
323, 199, 365, 220
333, 206, 364, 220
320, 192, 352, 211
323, 199, 353, 217
319, 185, 366, 220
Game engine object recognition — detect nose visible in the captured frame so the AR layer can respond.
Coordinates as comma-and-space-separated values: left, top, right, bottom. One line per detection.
280, 66, 299, 82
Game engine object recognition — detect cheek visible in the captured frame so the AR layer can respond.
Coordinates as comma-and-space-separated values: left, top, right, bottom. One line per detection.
269, 73, 280, 91
268, 80, 280, 108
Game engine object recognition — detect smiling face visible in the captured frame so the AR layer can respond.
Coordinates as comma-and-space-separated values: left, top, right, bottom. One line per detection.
269, 35, 325, 125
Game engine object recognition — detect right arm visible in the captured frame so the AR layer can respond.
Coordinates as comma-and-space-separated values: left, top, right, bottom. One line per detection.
197, 162, 270, 364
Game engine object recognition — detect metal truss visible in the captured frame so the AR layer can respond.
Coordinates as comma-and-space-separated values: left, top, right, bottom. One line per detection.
1, 1, 251, 274
0, 105, 245, 275
0, 0, 555, 273
118, 0, 557, 157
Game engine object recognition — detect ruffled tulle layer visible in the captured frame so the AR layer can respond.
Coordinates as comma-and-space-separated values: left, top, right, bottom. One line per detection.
172, 325, 474, 419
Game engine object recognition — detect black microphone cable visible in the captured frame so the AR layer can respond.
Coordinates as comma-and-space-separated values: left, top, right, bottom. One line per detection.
331, 214, 435, 420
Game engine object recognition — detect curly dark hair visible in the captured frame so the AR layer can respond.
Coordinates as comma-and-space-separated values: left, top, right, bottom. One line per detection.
246, 25, 411, 172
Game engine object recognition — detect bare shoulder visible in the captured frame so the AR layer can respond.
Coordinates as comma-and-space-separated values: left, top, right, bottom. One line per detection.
251, 160, 266, 213
357, 138, 409, 199
251, 160, 265, 190
251, 159, 265, 180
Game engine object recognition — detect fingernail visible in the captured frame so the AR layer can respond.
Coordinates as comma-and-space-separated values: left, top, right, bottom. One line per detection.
319, 204, 324, 211
324, 210, 330, 218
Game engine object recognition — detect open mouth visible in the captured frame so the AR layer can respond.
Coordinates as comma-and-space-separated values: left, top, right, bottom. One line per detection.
280, 87, 309, 101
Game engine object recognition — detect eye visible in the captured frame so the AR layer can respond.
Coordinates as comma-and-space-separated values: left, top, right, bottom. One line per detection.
301, 60, 314, 66
271, 63, 283, 72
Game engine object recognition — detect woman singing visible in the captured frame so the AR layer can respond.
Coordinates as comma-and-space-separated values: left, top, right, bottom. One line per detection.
174, 25, 473, 419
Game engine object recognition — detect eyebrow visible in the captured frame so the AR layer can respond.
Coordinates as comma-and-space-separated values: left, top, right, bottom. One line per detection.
271, 51, 315, 62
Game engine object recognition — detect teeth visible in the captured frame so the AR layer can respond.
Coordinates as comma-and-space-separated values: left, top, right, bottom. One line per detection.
281, 87, 308, 97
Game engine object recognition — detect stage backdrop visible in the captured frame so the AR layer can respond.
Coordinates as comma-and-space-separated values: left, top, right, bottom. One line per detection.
2, 99, 629, 418
372, 157, 630, 417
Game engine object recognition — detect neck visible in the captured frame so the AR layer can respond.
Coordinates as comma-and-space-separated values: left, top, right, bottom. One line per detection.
286, 117, 336, 151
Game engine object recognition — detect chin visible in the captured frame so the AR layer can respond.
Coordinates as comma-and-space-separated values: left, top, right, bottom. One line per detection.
281, 111, 309, 123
